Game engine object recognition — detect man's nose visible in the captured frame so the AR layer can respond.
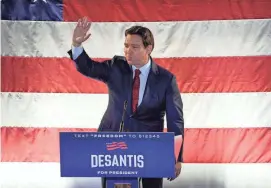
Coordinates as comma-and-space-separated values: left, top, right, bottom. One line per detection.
126, 47, 133, 53
125, 51, 132, 56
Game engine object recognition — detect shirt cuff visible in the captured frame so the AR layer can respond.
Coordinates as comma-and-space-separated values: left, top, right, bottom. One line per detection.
71, 44, 83, 60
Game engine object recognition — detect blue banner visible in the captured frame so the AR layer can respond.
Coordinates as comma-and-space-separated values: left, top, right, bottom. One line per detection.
60, 132, 175, 178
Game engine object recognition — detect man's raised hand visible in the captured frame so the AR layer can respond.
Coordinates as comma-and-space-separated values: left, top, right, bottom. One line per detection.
72, 17, 91, 47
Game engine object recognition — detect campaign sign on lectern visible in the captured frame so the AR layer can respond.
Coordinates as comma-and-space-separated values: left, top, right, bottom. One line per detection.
59, 132, 176, 187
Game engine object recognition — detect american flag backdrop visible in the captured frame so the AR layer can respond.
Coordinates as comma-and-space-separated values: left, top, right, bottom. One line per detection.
1, 0, 271, 187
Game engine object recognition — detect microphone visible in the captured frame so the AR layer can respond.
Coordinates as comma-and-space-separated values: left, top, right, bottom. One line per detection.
119, 100, 128, 132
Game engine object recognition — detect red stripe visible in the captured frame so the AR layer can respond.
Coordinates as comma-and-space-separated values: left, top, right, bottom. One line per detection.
107, 147, 128, 151
1, 127, 270, 163
1, 127, 97, 162
107, 145, 117, 147
63, 0, 271, 22
2, 56, 271, 93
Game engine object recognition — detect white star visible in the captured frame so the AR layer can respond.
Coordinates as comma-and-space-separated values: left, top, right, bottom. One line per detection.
32, 0, 47, 3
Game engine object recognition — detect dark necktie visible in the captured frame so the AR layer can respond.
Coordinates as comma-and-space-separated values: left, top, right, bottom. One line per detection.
132, 69, 141, 112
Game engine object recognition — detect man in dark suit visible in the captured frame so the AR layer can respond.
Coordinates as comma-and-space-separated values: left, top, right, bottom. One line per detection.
68, 17, 184, 188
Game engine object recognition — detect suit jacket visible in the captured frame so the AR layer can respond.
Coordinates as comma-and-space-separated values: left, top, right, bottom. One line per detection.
67, 49, 184, 162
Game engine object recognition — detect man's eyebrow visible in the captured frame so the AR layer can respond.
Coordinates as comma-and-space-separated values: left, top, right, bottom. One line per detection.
124, 43, 140, 46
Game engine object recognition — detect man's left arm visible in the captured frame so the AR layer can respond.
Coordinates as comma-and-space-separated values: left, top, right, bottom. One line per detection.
165, 75, 184, 179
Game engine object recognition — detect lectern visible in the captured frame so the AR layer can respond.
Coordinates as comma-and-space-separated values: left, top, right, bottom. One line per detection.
59, 132, 181, 188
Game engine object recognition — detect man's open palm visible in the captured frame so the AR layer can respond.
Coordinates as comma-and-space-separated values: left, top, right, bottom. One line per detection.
72, 17, 91, 46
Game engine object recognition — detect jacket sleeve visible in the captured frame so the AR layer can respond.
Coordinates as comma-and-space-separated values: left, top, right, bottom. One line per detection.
67, 47, 114, 83
165, 75, 185, 163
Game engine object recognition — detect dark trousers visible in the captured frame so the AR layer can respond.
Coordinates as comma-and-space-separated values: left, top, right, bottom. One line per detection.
102, 178, 163, 188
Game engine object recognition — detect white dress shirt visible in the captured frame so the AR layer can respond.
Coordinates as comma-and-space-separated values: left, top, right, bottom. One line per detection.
131, 60, 151, 106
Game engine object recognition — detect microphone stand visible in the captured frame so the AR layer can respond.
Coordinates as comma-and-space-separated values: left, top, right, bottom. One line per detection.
119, 100, 128, 132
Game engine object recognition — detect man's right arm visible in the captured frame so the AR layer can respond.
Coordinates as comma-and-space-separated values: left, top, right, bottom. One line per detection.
67, 45, 113, 83
68, 17, 113, 83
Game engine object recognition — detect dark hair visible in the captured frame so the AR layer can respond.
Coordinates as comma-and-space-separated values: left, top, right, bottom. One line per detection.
125, 25, 154, 52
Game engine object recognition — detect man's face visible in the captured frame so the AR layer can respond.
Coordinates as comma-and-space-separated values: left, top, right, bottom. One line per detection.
124, 34, 151, 66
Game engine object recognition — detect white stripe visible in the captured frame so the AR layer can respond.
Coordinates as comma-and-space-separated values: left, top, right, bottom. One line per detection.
1, 92, 271, 128
1, 162, 271, 188
1, 19, 271, 58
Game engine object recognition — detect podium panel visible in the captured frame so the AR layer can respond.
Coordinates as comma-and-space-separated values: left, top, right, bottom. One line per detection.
59, 132, 175, 178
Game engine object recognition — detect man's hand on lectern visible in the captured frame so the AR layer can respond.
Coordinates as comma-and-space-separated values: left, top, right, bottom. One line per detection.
72, 17, 91, 47
168, 162, 182, 181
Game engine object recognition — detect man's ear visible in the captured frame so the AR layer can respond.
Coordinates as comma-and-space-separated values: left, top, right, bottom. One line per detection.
146, 45, 153, 55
